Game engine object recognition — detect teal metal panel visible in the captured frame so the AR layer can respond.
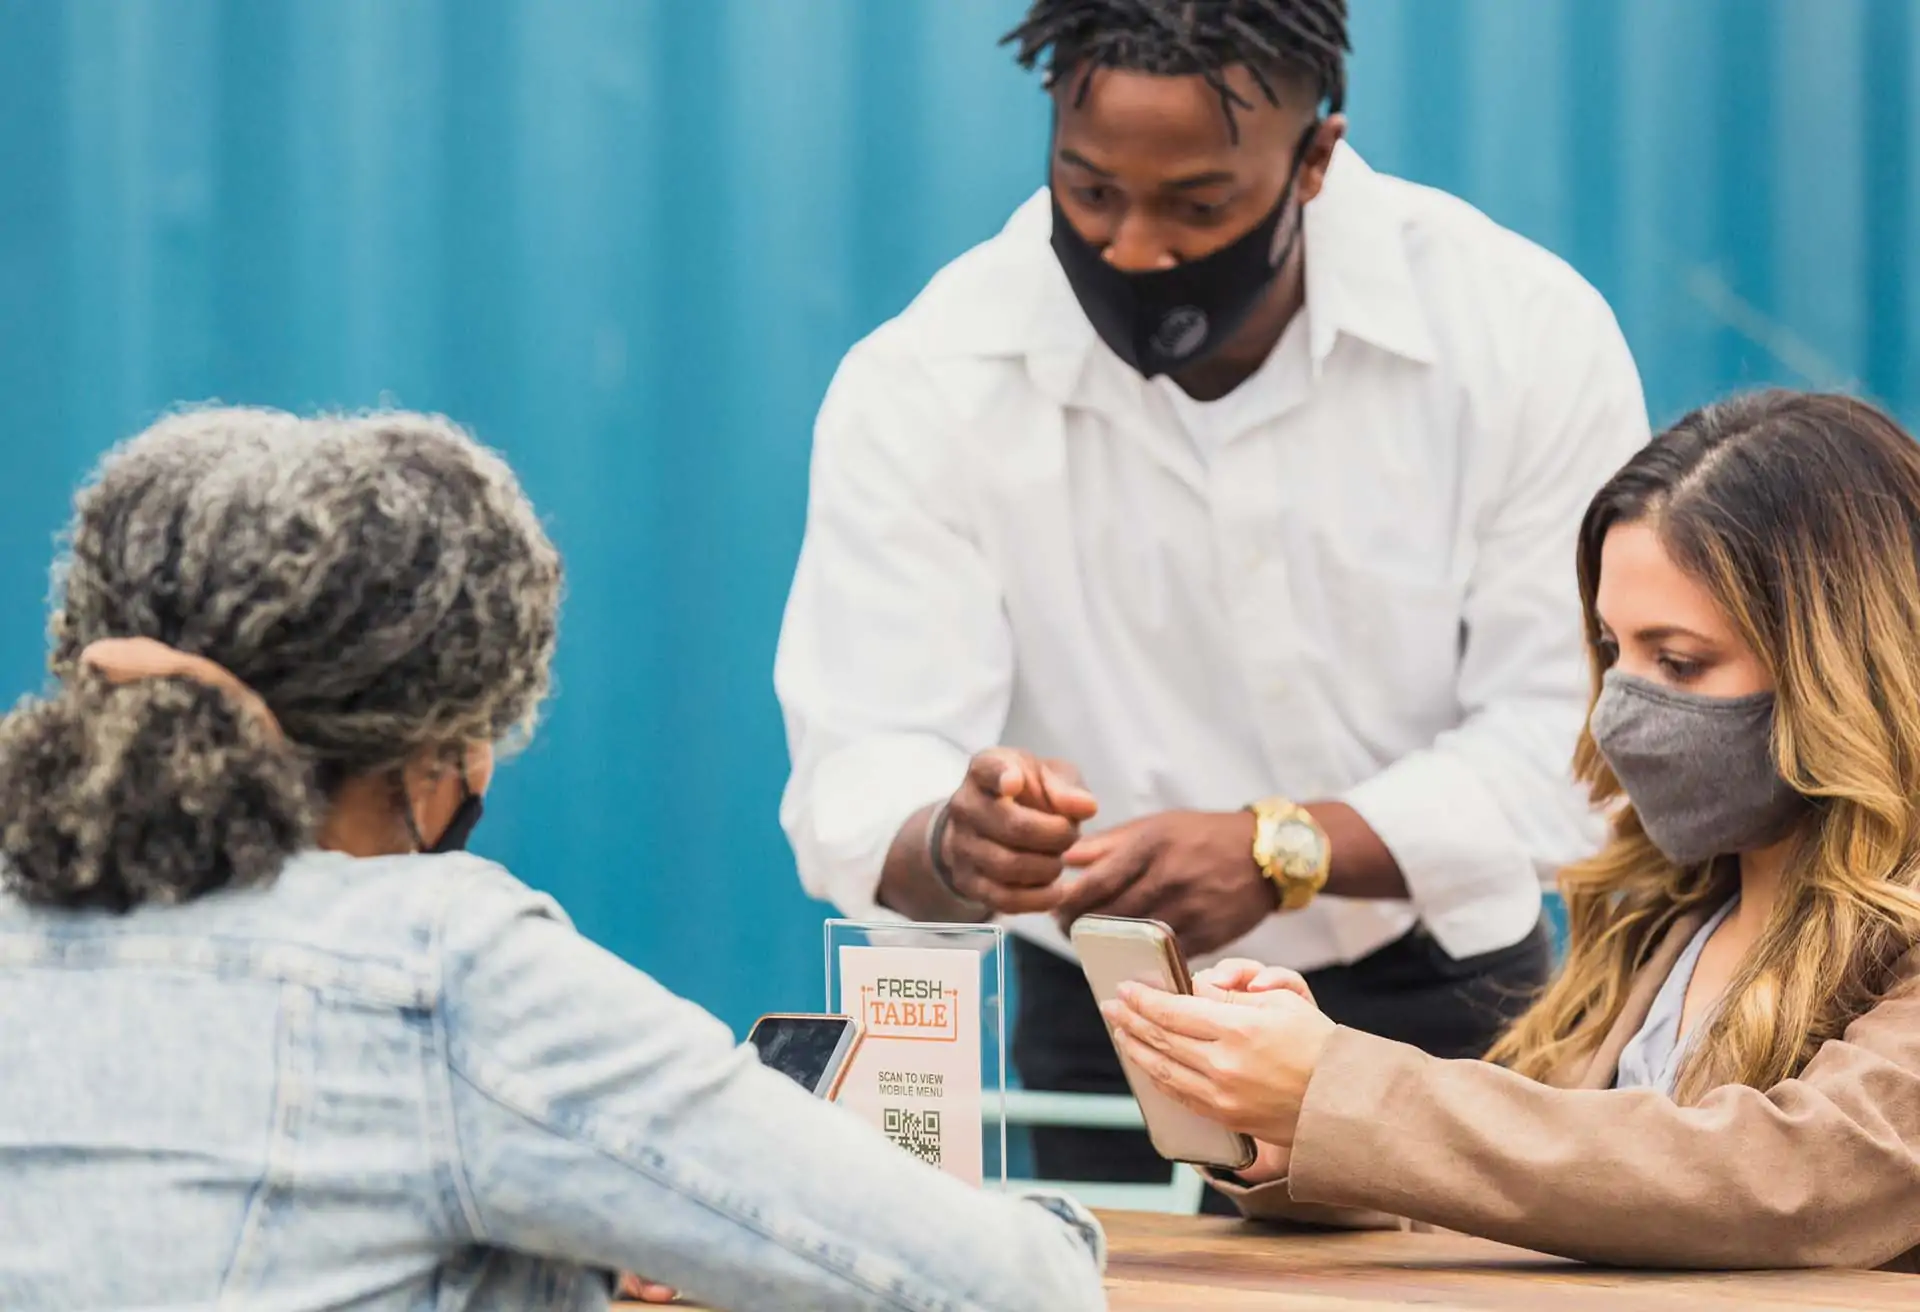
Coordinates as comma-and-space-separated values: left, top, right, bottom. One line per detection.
1346, 0, 1919, 420
0, 0, 1914, 1032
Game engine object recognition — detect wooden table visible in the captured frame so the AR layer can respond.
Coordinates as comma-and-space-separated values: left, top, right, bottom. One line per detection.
620, 1211, 1914, 1310
1096, 1212, 1916, 1309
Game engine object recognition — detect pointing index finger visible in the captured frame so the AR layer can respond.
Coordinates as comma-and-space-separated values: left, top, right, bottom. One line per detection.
967, 748, 1028, 799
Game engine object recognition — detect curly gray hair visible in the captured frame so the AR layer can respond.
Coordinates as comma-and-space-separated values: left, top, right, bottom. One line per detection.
0, 406, 562, 910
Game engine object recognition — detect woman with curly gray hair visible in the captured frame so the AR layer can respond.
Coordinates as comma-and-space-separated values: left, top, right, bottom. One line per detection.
0, 408, 1106, 1312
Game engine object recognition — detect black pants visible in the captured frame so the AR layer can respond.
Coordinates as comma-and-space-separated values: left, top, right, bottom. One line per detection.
1012, 919, 1552, 1214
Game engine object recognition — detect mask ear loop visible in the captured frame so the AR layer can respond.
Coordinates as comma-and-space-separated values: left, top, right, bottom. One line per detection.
1265, 118, 1324, 271
390, 752, 473, 853
391, 770, 429, 853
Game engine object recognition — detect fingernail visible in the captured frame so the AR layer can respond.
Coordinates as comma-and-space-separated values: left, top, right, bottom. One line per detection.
1115, 981, 1138, 1002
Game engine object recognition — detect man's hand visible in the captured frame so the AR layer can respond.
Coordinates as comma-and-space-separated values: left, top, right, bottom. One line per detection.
937, 748, 1098, 915
1052, 811, 1273, 956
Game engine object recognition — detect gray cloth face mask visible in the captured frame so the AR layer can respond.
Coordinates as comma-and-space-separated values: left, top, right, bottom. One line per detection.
1589, 669, 1808, 867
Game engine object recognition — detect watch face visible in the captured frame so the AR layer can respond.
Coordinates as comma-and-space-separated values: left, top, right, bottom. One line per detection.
1272, 819, 1324, 866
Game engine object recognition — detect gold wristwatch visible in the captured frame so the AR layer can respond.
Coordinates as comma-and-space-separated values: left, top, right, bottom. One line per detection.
1247, 797, 1332, 911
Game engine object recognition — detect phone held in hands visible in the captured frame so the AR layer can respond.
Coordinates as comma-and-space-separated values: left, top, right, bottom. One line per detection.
745, 1013, 866, 1101
1070, 915, 1258, 1171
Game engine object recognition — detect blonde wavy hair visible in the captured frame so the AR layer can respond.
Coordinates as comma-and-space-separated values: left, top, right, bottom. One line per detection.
1488, 391, 1920, 1103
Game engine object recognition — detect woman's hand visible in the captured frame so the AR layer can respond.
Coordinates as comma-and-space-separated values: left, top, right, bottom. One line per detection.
1237, 1137, 1292, 1186
617, 1274, 679, 1304
1101, 972, 1336, 1148
1193, 958, 1317, 1003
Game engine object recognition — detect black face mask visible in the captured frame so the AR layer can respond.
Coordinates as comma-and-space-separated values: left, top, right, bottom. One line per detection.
401, 764, 485, 855
428, 775, 485, 854
1049, 123, 1319, 379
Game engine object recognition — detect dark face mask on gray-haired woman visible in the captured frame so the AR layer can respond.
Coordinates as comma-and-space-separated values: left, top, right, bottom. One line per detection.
401, 761, 486, 855
429, 774, 485, 854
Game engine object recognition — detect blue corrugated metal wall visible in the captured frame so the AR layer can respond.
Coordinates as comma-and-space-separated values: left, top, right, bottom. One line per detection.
0, 0, 1914, 1032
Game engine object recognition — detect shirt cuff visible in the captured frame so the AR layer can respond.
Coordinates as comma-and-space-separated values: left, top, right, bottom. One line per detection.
1339, 748, 1542, 958
1019, 1191, 1108, 1270
788, 735, 972, 918
1199, 1167, 1406, 1231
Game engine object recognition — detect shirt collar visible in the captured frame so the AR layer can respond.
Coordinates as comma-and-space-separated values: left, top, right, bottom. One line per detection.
1300, 143, 1438, 372
948, 143, 1437, 405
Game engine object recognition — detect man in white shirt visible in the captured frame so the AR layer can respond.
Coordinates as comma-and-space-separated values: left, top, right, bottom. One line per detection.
776, 0, 1649, 1197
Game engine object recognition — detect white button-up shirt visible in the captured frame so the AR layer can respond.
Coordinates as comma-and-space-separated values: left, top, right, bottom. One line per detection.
776, 145, 1649, 971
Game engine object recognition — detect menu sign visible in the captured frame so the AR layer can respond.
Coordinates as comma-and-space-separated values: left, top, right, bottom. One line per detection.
835, 944, 983, 1185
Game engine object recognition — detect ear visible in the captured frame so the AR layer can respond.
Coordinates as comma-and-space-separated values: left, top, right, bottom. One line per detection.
1296, 114, 1347, 207
394, 749, 444, 838
467, 740, 497, 795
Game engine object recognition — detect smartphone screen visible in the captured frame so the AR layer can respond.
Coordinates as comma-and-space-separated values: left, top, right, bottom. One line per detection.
746, 1014, 862, 1098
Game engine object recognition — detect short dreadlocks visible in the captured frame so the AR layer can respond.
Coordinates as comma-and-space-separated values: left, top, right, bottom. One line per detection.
1004, 0, 1349, 137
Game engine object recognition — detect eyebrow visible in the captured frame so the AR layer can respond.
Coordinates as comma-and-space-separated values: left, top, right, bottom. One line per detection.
1054, 149, 1238, 192
1628, 624, 1715, 645
1056, 148, 1113, 177
1163, 169, 1237, 191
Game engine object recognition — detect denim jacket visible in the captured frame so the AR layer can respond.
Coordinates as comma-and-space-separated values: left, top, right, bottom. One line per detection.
0, 851, 1106, 1311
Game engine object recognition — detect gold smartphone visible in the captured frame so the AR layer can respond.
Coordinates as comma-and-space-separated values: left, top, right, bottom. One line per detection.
745, 1013, 866, 1102
1070, 915, 1258, 1171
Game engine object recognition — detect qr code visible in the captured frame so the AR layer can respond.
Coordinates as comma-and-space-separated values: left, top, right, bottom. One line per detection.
882, 1107, 942, 1167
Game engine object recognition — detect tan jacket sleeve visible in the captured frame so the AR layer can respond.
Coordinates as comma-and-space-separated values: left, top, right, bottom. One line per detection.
1201, 1169, 1405, 1231
1277, 947, 1920, 1269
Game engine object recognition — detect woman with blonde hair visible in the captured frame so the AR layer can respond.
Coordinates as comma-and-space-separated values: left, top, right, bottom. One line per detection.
0, 408, 1106, 1311
1104, 389, 1920, 1270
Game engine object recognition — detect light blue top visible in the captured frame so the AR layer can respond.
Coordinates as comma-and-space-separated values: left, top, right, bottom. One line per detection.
0, 850, 1105, 1312
1613, 899, 1739, 1096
